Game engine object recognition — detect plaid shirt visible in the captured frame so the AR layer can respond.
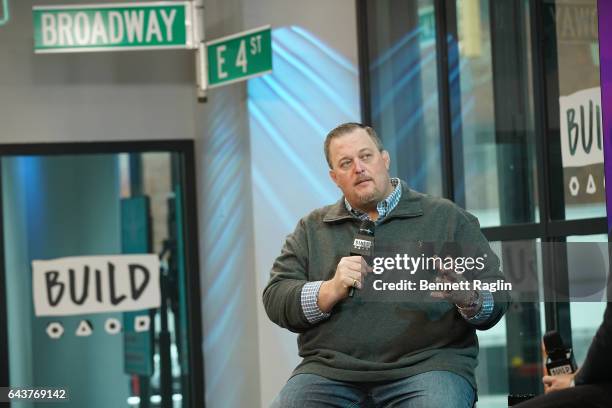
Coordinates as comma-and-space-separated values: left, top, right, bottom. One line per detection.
344, 178, 402, 224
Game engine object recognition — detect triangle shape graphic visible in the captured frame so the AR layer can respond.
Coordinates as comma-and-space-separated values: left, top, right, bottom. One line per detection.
76, 320, 93, 337
586, 174, 597, 194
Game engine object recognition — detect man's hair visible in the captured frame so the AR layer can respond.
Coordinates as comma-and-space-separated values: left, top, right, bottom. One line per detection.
324, 122, 384, 168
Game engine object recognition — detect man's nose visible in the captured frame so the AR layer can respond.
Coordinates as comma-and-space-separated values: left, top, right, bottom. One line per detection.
354, 158, 365, 173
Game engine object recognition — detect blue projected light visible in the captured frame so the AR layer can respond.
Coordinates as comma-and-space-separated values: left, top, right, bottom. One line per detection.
0, 0, 10, 26
368, 27, 485, 193
290, 26, 357, 74
244, 28, 361, 387
248, 25, 359, 231
371, 27, 422, 70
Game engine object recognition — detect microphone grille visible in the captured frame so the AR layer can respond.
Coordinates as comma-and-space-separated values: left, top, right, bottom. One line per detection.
358, 220, 375, 236
543, 330, 565, 353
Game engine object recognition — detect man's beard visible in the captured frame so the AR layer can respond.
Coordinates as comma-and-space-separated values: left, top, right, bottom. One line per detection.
355, 188, 380, 207
354, 178, 393, 209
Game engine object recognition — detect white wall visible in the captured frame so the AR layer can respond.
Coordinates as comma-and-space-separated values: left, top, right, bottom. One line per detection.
196, 1, 261, 407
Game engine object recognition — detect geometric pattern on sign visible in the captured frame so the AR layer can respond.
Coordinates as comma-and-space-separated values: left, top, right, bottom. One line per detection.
75, 320, 93, 337
104, 318, 122, 335
134, 315, 150, 332
46, 322, 64, 339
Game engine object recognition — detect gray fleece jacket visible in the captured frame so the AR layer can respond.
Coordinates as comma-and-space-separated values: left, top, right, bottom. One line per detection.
263, 182, 509, 388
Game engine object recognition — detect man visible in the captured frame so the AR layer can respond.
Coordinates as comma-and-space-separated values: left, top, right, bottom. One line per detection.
263, 123, 509, 407
515, 303, 612, 407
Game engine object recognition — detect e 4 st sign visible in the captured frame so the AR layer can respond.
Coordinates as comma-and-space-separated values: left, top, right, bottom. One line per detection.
206, 26, 272, 88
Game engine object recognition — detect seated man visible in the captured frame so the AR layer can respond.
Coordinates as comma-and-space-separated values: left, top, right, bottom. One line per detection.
515, 303, 612, 408
263, 123, 510, 407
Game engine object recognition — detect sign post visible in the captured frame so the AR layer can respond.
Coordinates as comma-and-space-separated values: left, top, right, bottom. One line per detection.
0, 0, 10, 26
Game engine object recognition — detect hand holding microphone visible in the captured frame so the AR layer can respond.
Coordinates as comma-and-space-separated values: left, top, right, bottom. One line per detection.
542, 374, 575, 394
333, 256, 367, 293
317, 220, 375, 312
542, 330, 577, 394
317, 255, 368, 312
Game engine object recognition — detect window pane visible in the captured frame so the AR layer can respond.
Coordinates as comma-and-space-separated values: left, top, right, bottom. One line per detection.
543, 0, 605, 220
450, 0, 538, 227
3, 153, 192, 407
477, 239, 545, 405
366, 0, 443, 196
567, 234, 608, 366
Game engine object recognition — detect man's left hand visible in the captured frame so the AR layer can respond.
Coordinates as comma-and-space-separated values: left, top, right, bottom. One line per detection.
430, 263, 478, 308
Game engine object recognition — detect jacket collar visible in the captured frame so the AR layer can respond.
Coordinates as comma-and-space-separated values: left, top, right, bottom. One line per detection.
323, 180, 424, 223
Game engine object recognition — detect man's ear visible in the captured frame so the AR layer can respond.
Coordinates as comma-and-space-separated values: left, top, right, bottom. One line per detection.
382, 150, 390, 170
329, 168, 339, 186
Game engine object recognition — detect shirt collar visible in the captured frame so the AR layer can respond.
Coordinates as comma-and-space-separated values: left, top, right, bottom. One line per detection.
344, 177, 401, 223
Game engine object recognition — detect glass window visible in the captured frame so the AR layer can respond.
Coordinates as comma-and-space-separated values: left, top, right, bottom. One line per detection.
2, 152, 195, 408
477, 239, 545, 406
566, 234, 608, 366
365, 0, 443, 196
362, 0, 607, 403
450, 0, 538, 227
543, 0, 605, 221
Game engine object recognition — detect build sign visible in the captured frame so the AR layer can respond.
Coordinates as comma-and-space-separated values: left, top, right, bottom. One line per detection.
32, 254, 160, 316
560, 87, 605, 204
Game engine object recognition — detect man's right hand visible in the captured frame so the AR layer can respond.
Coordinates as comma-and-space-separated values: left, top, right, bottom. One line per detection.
317, 256, 366, 313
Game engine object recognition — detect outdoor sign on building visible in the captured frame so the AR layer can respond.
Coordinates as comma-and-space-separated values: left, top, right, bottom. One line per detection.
559, 87, 605, 204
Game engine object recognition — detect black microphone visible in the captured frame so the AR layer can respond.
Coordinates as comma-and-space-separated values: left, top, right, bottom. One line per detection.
543, 330, 577, 375
348, 220, 375, 297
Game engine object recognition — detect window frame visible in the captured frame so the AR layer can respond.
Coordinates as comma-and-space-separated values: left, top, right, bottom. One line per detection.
0, 140, 205, 408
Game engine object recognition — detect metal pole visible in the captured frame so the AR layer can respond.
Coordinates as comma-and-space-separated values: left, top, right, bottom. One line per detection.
193, 0, 207, 101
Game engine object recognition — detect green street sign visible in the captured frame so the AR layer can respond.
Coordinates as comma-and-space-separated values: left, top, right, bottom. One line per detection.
206, 26, 272, 88
419, 6, 435, 44
33, 2, 194, 53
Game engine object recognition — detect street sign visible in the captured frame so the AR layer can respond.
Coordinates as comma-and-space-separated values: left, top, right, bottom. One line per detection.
32, 2, 195, 53
1, 0, 11, 27
419, 6, 435, 44
206, 25, 272, 88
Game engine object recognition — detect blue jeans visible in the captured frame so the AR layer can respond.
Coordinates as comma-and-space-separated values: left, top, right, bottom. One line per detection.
270, 371, 475, 408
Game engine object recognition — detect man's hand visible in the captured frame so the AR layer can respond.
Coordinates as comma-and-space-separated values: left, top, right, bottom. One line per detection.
317, 256, 368, 312
543, 373, 575, 394
430, 261, 478, 309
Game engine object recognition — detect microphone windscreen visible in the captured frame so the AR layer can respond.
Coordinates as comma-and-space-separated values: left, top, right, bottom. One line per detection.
358, 220, 375, 236
543, 330, 565, 353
